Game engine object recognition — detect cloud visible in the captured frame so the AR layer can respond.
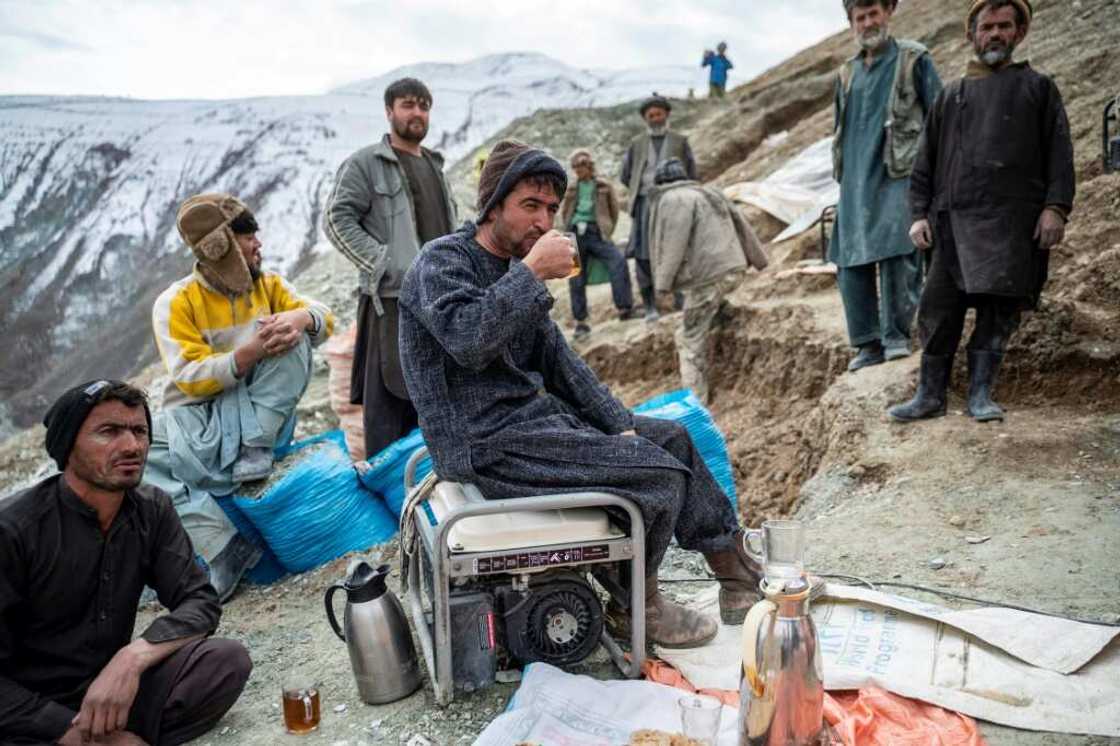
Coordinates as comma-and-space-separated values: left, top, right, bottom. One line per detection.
0, 0, 850, 99
0, 28, 91, 51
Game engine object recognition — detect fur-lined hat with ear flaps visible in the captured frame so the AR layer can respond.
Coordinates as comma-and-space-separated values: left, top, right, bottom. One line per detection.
176, 193, 255, 295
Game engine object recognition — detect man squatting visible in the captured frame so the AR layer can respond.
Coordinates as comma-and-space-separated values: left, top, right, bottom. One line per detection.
1, 381, 250, 746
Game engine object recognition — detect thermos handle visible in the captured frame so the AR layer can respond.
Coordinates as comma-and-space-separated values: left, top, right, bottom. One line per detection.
324, 584, 347, 642
741, 600, 777, 697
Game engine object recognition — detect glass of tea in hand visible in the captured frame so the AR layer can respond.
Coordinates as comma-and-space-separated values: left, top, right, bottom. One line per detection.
282, 678, 321, 735
563, 232, 582, 279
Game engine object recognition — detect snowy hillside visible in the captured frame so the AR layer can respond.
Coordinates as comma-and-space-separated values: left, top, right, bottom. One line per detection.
0, 53, 698, 433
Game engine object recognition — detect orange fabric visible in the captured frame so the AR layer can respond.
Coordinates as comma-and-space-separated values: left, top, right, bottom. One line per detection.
641, 659, 738, 708
643, 660, 986, 745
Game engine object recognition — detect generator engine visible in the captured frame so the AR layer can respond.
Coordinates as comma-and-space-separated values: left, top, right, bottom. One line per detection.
410, 480, 640, 697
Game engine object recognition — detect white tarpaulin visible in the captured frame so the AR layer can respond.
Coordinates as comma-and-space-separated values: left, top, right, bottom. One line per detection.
724, 137, 838, 244
657, 585, 1120, 737
475, 663, 741, 746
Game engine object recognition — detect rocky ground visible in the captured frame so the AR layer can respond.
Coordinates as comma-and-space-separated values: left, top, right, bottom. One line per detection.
2, 0, 1119, 743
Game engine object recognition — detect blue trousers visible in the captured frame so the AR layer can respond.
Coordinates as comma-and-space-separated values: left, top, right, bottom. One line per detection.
568, 223, 634, 320
836, 252, 922, 348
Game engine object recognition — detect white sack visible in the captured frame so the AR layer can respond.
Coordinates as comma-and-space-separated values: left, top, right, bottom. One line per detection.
475, 662, 740, 746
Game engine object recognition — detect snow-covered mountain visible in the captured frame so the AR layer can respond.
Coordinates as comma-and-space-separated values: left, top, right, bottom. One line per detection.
0, 53, 699, 433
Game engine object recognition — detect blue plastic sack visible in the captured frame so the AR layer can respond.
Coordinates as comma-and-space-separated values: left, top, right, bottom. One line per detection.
234, 438, 398, 573
357, 429, 432, 518
215, 497, 287, 585
634, 389, 737, 507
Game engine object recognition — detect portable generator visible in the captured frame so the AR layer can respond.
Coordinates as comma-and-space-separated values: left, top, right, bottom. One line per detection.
1105, 95, 1120, 174
402, 448, 646, 705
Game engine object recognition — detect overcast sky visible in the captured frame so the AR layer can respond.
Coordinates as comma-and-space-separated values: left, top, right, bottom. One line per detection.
0, 0, 851, 100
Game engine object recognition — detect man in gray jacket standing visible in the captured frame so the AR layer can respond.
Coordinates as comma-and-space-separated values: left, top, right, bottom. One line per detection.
324, 78, 457, 457
649, 159, 768, 404
620, 94, 696, 321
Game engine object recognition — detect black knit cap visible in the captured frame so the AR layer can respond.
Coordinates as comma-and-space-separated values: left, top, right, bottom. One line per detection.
655, 158, 689, 185
640, 93, 672, 117
476, 141, 568, 223
43, 380, 152, 470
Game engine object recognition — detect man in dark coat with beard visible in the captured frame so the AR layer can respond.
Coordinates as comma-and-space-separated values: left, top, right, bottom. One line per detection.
398, 140, 763, 649
889, 0, 1074, 423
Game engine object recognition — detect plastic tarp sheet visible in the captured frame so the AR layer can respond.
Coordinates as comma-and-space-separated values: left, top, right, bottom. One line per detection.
475, 662, 741, 746
233, 430, 398, 573
219, 389, 737, 579
724, 137, 838, 244
635, 389, 737, 507
357, 429, 432, 518
655, 586, 1120, 737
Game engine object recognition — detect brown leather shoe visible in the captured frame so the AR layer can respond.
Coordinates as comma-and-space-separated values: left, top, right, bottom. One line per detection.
704, 531, 764, 625
606, 575, 719, 649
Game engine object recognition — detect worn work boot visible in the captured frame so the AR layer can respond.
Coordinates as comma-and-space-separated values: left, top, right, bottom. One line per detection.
848, 342, 885, 372
618, 307, 637, 321
967, 350, 1005, 422
607, 575, 718, 649
704, 531, 764, 625
573, 322, 592, 341
208, 534, 263, 603
232, 445, 274, 483
887, 353, 952, 422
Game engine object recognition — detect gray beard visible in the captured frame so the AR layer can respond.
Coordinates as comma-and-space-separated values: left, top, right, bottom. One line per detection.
858, 27, 888, 51
980, 45, 1013, 66
647, 124, 668, 136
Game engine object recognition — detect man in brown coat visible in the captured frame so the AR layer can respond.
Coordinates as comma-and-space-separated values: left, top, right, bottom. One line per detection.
558, 149, 635, 339
890, 0, 1074, 423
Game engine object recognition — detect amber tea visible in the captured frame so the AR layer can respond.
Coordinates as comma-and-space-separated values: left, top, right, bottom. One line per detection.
563, 232, 582, 278
282, 684, 320, 734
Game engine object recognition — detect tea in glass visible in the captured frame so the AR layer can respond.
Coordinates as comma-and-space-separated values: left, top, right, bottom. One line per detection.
282, 681, 320, 734
563, 232, 582, 278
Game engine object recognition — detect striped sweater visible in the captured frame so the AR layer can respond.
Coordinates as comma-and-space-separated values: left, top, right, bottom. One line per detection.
152, 267, 334, 408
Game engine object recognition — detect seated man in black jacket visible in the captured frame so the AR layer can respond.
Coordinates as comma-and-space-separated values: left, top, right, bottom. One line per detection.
0, 380, 251, 746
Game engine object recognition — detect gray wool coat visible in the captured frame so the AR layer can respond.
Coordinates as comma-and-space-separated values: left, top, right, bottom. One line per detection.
398, 223, 739, 569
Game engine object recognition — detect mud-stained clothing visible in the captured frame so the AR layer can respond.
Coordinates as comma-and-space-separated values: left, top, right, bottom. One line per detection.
398, 223, 739, 570
829, 38, 941, 350
910, 61, 1075, 359
676, 273, 743, 405
910, 61, 1075, 306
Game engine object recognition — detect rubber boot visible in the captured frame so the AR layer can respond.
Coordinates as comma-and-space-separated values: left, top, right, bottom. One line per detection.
607, 574, 718, 649
888, 353, 952, 422
704, 531, 764, 625
967, 350, 1005, 422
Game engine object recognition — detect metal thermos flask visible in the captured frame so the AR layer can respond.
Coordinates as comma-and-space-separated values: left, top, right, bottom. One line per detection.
325, 562, 421, 704
738, 577, 825, 746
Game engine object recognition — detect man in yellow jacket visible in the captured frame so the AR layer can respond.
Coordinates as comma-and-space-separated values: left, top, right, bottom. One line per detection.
145, 193, 334, 600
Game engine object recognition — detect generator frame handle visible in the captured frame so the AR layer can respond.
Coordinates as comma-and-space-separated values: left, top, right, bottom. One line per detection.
404, 448, 646, 706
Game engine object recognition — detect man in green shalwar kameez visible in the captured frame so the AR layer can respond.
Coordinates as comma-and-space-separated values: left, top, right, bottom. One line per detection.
829, 0, 942, 371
